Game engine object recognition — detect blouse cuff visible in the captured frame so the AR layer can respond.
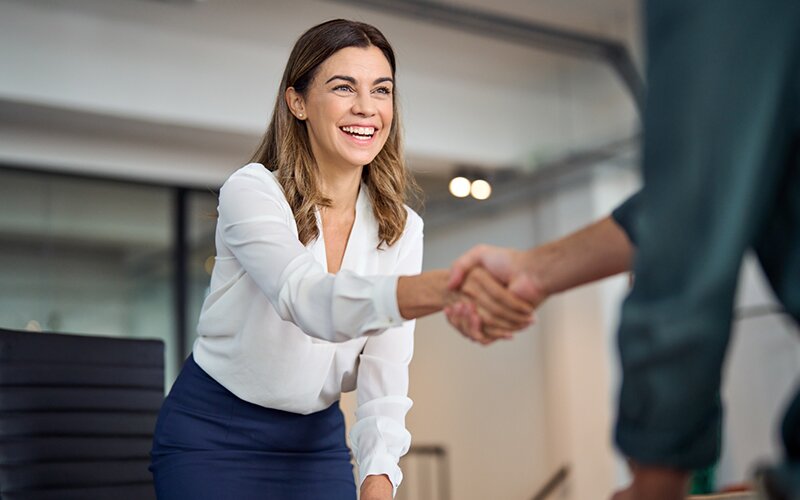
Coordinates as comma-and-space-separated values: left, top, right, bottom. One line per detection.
332, 273, 404, 337
373, 274, 404, 327
350, 407, 412, 497
358, 454, 403, 497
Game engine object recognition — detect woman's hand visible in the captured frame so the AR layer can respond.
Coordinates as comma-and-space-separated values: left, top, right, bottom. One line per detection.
360, 474, 393, 500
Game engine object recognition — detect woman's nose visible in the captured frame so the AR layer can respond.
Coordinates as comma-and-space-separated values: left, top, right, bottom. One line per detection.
351, 93, 376, 116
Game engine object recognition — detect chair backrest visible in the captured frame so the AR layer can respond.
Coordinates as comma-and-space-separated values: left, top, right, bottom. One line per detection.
0, 328, 165, 500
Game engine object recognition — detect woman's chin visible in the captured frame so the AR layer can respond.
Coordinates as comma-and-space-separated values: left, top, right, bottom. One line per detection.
342, 153, 381, 168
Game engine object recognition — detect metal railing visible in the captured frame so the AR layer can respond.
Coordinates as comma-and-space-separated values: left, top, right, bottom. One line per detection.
396, 445, 450, 500
531, 465, 570, 500
396, 444, 569, 500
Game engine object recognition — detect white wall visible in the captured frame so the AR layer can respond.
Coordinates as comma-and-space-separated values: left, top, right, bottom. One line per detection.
533, 162, 639, 499
409, 202, 550, 500
718, 258, 800, 487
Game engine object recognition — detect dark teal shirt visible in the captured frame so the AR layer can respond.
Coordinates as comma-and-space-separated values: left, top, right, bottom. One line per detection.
610, 0, 800, 469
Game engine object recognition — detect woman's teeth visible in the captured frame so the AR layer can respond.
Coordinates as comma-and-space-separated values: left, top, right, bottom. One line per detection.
341, 126, 375, 138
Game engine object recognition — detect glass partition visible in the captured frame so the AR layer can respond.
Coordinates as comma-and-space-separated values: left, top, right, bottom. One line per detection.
0, 168, 215, 386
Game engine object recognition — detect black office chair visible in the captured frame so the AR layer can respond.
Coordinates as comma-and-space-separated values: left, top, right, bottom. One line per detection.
0, 328, 165, 500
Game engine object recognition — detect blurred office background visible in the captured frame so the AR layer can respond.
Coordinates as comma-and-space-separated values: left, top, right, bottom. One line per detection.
0, 1, 797, 498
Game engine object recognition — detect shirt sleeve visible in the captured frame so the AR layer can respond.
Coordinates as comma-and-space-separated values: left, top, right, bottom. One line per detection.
349, 210, 422, 496
217, 166, 405, 343
610, 189, 642, 246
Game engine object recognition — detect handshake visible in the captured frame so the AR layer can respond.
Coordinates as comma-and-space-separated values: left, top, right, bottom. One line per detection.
443, 245, 545, 345
398, 216, 634, 345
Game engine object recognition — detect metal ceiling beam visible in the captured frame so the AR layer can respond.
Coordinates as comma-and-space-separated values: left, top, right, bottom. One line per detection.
329, 0, 645, 113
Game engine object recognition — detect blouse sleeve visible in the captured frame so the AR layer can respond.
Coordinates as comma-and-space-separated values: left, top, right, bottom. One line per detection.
217, 166, 405, 342
349, 210, 423, 496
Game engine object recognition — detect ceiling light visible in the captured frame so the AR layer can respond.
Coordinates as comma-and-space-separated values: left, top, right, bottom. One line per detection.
449, 176, 471, 198
470, 179, 492, 200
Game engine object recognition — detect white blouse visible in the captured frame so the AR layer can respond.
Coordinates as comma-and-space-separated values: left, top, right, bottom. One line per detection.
193, 163, 422, 492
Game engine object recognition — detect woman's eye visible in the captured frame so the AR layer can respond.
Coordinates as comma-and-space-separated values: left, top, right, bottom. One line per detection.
374, 87, 392, 95
333, 85, 354, 92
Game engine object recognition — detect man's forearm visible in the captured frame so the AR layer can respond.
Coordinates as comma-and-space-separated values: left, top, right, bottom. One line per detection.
524, 216, 634, 296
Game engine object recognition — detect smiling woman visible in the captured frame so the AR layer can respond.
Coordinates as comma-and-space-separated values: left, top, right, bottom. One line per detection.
149, 19, 535, 500
254, 20, 407, 251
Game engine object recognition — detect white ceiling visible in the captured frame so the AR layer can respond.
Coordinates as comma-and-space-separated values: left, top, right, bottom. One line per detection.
37, 0, 640, 91
0, 0, 641, 185
452, 0, 637, 36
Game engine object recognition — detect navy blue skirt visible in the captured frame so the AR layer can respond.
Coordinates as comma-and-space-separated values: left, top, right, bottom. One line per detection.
150, 355, 356, 500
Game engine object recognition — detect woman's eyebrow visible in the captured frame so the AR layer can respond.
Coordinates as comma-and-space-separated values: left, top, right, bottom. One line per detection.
325, 75, 356, 84
325, 75, 394, 85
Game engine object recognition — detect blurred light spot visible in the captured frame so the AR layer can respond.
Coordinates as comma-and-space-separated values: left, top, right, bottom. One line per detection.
449, 176, 471, 198
204, 256, 215, 275
470, 179, 492, 200
25, 320, 42, 332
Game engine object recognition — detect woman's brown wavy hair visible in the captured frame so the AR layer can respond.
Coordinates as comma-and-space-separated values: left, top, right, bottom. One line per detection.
250, 19, 420, 248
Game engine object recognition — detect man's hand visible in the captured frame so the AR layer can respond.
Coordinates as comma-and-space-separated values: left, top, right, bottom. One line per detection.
360, 474, 393, 500
445, 266, 535, 344
448, 245, 547, 306
609, 462, 690, 500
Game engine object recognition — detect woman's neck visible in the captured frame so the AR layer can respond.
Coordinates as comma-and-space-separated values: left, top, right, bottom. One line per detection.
318, 164, 363, 213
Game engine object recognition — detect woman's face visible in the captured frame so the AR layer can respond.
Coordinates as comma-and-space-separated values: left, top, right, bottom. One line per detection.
292, 45, 394, 172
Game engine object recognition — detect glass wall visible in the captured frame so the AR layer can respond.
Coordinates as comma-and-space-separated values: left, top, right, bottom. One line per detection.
0, 168, 217, 387
185, 190, 219, 356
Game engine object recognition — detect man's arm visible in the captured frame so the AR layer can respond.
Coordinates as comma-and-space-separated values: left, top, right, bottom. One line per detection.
446, 215, 635, 339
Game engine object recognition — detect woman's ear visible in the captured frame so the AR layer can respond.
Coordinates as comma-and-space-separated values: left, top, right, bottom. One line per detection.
285, 87, 306, 120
